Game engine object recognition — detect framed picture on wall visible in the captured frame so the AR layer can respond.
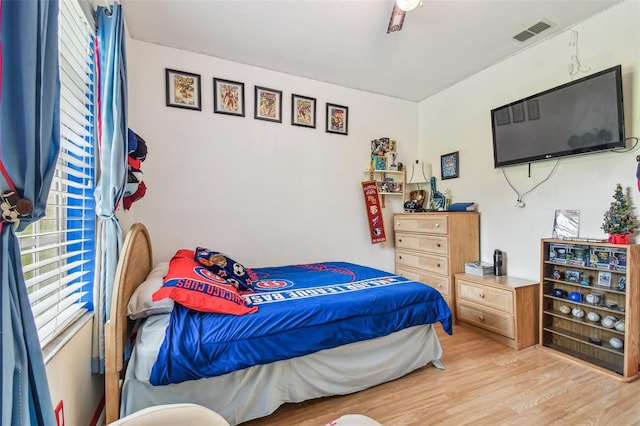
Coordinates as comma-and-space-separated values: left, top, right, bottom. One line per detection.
291, 94, 316, 128
441, 151, 459, 180
254, 86, 282, 123
326, 103, 348, 135
165, 68, 201, 111
213, 78, 245, 117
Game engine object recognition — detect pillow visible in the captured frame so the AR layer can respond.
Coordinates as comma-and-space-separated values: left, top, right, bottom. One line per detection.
152, 251, 258, 315
194, 247, 254, 291
127, 261, 173, 319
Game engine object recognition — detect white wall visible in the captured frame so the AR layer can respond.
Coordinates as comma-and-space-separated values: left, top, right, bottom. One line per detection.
418, 1, 640, 280
119, 38, 418, 272
46, 318, 103, 426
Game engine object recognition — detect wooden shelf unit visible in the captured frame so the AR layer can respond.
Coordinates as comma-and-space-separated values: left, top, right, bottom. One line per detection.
364, 169, 405, 207
539, 239, 640, 381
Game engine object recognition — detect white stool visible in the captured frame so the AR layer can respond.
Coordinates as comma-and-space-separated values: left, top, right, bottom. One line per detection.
326, 414, 383, 426
109, 403, 230, 426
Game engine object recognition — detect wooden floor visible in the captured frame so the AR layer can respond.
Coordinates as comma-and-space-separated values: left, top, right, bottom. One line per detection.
241, 324, 640, 426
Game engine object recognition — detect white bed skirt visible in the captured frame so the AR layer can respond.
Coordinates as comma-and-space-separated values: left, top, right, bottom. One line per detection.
121, 316, 445, 425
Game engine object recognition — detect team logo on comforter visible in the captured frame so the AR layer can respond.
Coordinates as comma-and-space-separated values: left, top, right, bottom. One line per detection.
254, 279, 295, 290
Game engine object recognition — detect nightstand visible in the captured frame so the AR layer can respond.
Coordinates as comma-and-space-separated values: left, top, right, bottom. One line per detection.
455, 273, 539, 349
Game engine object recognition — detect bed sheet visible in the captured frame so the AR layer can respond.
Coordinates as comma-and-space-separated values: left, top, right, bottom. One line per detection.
122, 317, 444, 425
150, 262, 452, 386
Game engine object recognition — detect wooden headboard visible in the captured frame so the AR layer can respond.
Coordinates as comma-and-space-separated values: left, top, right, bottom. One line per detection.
105, 223, 153, 424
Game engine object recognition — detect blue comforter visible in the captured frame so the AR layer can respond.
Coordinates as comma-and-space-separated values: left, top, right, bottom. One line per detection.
149, 262, 452, 385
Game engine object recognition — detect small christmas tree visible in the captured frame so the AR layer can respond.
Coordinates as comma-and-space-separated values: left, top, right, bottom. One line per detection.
601, 183, 638, 236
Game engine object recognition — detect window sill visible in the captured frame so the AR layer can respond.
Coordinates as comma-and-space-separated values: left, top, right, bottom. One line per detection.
43, 312, 94, 365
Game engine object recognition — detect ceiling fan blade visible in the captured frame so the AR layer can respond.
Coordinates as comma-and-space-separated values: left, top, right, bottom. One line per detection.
387, 3, 406, 34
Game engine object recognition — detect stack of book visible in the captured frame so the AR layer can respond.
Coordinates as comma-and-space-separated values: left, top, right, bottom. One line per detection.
464, 261, 493, 276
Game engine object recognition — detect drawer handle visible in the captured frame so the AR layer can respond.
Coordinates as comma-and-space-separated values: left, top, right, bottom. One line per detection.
399, 256, 402, 259
478, 315, 485, 321
479, 293, 485, 298
398, 239, 402, 243
435, 223, 440, 228
397, 222, 401, 226
436, 243, 441, 247
437, 263, 441, 268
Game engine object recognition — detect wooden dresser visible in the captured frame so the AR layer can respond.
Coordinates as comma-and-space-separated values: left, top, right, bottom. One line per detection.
455, 273, 539, 349
393, 212, 480, 319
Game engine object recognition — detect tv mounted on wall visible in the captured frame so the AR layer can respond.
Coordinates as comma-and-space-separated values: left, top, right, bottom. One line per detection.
491, 65, 625, 168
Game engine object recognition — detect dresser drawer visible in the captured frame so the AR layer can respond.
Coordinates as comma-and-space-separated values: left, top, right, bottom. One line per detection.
395, 233, 448, 255
457, 302, 515, 339
394, 215, 448, 235
396, 266, 450, 296
396, 250, 448, 275
457, 279, 514, 314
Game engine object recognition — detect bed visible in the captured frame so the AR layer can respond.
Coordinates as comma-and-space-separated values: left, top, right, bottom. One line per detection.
105, 223, 452, 425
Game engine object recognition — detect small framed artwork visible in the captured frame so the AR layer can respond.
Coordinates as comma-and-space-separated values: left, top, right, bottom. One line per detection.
597, 271, 612, 288
494, 107, 510, 126
527, 99, 540, 120
326, 103, 349, 135
512, 102, 525, 123
213, 78, 245, 117
166, 68, 201, 110
254, 86, 282, 123
291, 94, 316, 128
440, 151, 459, 180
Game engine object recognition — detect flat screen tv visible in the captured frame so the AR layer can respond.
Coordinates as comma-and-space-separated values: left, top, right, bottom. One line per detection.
491, 65, 625, 168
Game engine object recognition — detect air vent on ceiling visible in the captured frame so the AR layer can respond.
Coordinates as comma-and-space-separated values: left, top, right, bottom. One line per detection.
513, 20, 553, 42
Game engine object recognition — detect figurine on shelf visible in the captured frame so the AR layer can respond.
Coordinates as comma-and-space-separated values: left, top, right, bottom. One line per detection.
430, 177, 447, 210
389, 153, 398, 170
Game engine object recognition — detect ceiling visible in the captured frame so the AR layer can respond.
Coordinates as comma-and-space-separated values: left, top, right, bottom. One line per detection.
119, 0, 622, 102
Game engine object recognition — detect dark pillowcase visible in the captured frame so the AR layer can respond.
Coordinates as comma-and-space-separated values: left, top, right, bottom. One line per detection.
194, 247, 255, 292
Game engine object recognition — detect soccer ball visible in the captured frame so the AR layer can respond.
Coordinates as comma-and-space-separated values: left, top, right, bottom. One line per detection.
233, 263, 246, 276
226, 278, 240, 290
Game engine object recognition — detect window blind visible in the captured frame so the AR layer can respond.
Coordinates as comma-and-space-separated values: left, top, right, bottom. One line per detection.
18, 0, 96, 348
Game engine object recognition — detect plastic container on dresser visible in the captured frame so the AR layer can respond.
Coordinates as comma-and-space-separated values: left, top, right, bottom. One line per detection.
539, 238, 640, 381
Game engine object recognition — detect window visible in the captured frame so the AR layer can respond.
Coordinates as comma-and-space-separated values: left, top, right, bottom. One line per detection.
18, 0, 96, 348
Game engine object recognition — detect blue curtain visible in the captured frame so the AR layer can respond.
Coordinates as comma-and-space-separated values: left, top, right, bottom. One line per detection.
0, 1, 59, 425
91, 2, 128, 374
